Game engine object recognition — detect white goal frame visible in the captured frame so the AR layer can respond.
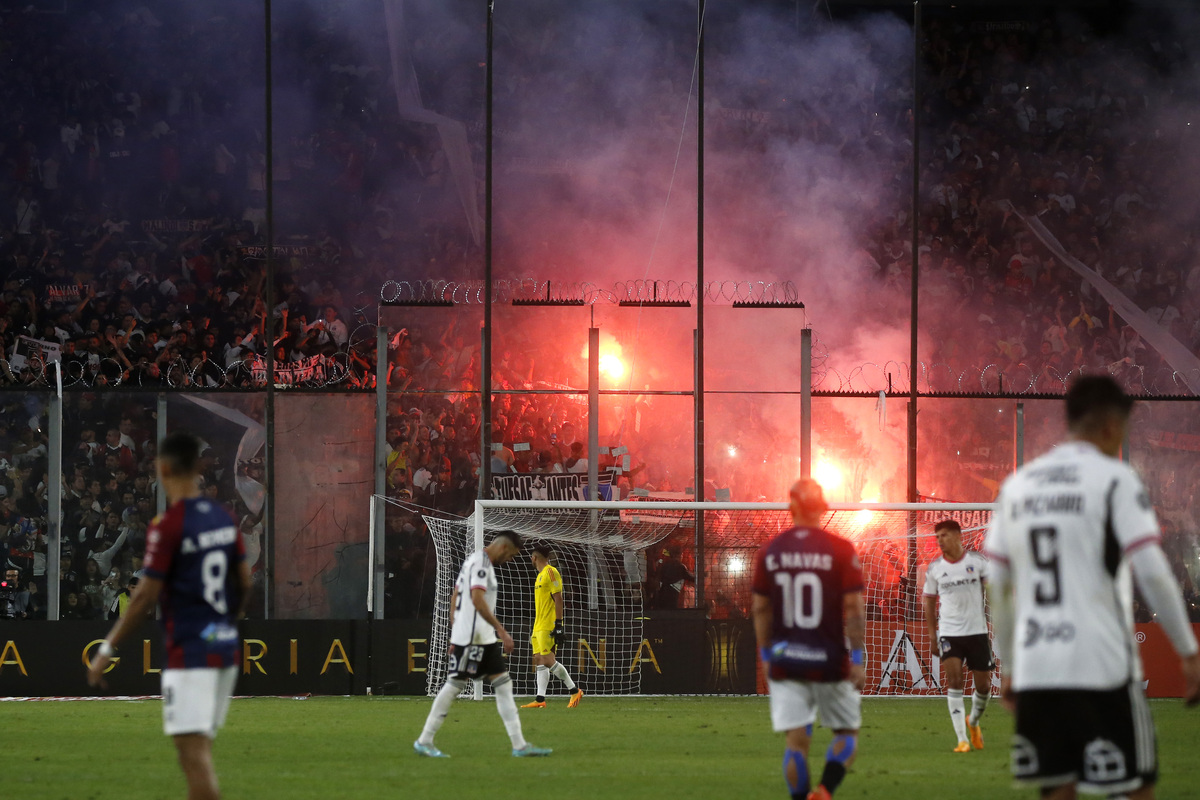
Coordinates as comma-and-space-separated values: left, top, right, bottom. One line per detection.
441, 498, 997, 700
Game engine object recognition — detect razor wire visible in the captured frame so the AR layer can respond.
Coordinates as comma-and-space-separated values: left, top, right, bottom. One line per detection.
379, 278, 801, 306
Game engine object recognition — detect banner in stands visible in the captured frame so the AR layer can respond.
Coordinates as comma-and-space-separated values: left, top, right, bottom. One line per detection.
250, 354, 338, 386
140, 219, 212, 233
9, 336, 61, 370
490, 473, 613, 502
45, 283, 90, 304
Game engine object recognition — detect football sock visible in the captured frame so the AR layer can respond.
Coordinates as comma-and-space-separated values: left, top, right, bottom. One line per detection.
948, 689, 968, 742
535, 665, 549, 701
821, 734, 856, 794
418, 677, 465, 745
492, 674, 527, 749
782, 748, 809, 799
969, 691, 990, 725
550, 661, 577, 691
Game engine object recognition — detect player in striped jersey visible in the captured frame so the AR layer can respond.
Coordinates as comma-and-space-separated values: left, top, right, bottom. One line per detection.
923, 519, 994, 752
985, 376, 1200, 798
414, 529, 552, 758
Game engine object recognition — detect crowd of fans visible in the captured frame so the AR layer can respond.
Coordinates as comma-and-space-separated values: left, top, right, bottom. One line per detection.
1, 5, 1197, 620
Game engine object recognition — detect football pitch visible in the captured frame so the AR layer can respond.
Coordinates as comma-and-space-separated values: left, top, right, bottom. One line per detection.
7, 695, 1197, 799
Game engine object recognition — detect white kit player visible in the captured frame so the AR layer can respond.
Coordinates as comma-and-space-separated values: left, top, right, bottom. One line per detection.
414, 529, 552, 758
985, 376, 1200, 799
923, 518, 994, 753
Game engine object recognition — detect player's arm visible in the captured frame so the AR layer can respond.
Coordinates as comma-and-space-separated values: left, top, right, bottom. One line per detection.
551, 588, 565, 639
449, 586, 458, 628
922, 594, 939, 657
983, 557, 1014, 710
844, 590, 867, 690
87, 575, 163, 689
751, 591, 772, 656
471, 587, 514, 653
1129, 543, 1200, 705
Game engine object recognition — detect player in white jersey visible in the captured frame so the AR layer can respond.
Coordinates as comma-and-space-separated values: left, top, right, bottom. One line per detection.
414, 530, 552, 758
923, 519, 993, 753
984, 376, 1199, 799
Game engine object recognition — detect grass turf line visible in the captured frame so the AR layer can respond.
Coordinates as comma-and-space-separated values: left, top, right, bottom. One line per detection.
6, 696, 1196, 799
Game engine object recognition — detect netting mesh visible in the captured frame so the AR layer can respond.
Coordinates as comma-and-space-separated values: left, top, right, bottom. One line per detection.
424, 501, 994, 697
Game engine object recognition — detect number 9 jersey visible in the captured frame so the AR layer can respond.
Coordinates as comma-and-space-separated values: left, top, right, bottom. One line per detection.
143, 498, 246, 669
983, 441, 1160, 692
751, 524, 864, 682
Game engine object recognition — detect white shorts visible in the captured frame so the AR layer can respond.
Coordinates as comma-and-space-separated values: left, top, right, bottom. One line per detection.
768, 678, 861, 733
161, 666, 239, 738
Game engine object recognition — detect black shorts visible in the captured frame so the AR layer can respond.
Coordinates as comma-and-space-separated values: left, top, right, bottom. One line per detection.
447, 642, 507, 680
938, 633, 994, 671
1013, 683, 1157, 794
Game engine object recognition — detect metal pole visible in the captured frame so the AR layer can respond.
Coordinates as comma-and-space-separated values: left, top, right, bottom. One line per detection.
156, 394, 167, 516
46, 363, 63, 620
588, 326, 600, 611
906, 1, 922, 624
262, 0, 276, 620
800, 328, 812, 479
694, 0, 706, 612
1014, 401, 1025, 469
372, 326, 388, 620
479, 0, 494, 501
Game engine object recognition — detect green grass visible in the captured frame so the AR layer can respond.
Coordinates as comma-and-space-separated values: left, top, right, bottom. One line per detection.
6, 695, 1198, 799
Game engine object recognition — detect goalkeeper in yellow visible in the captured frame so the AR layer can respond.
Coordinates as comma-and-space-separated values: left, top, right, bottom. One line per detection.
521, 544, 584, 708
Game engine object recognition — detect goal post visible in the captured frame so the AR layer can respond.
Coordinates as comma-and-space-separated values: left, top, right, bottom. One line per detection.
422, 498, 995, 698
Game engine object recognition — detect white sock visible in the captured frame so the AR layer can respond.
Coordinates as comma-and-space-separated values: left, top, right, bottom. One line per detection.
948, 690, 968, 743
550, 661, 576, 691
535, 665, 550, 699
969, 691, 990, 725
492, 674, 527, 749
419, 678, 464, 745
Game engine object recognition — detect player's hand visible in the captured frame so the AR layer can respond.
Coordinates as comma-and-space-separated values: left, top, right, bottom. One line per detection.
999, 674, 1016, 714
1181, 653, 1200, 707
551, 622, 565, 640
849, 663, 866, 691
87, 652, 111, 690
500, 630, 514, 655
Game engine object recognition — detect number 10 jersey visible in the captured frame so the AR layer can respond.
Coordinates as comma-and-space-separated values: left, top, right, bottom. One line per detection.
751, 525, 864, 682
983, 441, 1160, 691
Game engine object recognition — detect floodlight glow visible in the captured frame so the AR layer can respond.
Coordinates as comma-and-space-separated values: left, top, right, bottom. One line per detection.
728, 556, 745, 575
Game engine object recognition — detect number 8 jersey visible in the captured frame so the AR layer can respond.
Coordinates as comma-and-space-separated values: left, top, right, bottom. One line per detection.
751, 524, 864, 682
983, 441, 1160, 691
143, 498, 245, 669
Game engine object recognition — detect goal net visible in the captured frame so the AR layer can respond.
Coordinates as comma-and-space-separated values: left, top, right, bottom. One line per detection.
422, 499, 994, 698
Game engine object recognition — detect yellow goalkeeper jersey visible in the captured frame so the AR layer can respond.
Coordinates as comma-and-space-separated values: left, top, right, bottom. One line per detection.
532, 564, 563, 633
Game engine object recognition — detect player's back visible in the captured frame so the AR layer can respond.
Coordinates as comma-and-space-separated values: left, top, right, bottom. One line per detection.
986, 441, 1156, 691
752, 525, 863, 682
533, 564, 561, 632
450, 550, 498, 645
145, 497, 243, 668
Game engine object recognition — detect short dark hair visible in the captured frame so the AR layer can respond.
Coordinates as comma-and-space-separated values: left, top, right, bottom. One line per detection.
493, 529, 521, 550
159, 431, 202, 475
934, 519, 962, 535
532, 543, 552, 559
1065, 375, 1133, 428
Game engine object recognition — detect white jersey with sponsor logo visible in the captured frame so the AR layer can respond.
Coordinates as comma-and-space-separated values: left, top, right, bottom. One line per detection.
923, 550, 989, 637
448, 549, 499, 646
983, 441, 1159, 691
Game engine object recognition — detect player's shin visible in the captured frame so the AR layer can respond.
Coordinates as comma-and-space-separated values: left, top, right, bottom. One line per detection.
783, 748, 810, 799
535, 664, 550, 701
947, 689, 968, 743
491, 674, 528, 750
419, 677, 465, 745
549, 660, 576, 691
969, 690, 990, 725
819, 734, 857, 795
